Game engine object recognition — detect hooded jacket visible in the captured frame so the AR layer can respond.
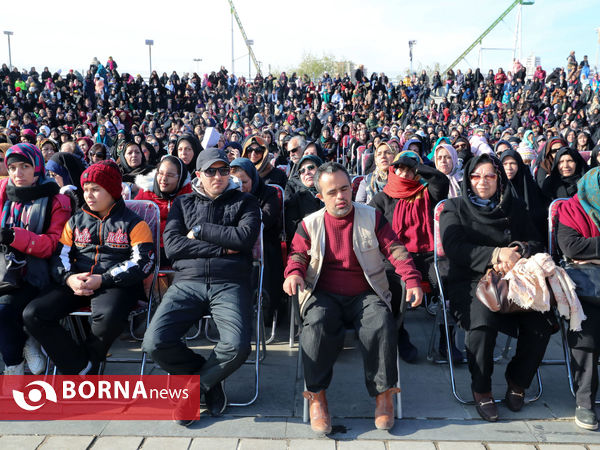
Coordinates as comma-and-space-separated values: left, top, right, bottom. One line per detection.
163, 178, 261, 284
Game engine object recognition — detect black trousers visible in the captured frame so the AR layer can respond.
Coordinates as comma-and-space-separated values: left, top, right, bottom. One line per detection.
466, 312, 551, 393
300, 290, 397, 397
568, 301, 600, 410
23, 284, 139, 374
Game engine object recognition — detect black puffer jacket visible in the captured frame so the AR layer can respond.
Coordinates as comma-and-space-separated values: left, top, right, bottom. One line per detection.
53, 198, 155, 288
164, 179, 261, 284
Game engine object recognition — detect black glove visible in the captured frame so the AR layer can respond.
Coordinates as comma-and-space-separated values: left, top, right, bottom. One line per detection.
0, 228, 14, 245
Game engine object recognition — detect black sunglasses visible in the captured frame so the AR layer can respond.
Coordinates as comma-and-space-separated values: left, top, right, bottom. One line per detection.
203, 167, 231, 177
288, 146, 301, 154
248, 146, 265, 155
299, 164, 316, 175
89, 152, 106, 158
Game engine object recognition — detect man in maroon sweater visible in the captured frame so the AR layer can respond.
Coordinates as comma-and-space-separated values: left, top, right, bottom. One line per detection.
283, 162, 423, 434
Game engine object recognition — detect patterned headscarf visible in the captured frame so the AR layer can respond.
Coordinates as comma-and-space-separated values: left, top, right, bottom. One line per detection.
5, 143, 46, 179
577, 167, 600, 229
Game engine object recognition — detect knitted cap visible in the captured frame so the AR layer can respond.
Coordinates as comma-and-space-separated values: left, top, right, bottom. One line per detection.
80, 161, 123, 200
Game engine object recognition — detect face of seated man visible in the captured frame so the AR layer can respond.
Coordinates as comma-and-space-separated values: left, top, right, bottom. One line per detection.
316, 170, 353, 218
197, 161, 230, 199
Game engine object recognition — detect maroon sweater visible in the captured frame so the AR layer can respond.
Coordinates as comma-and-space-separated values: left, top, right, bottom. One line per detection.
285, 209, 421, 296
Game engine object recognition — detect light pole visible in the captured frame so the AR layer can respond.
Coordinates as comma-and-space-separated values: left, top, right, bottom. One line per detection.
246, 39, 254, 80
4, 31, 13, 69
408, 40, 417, 75
193, 58, 202, 74
145, 39, 154, 78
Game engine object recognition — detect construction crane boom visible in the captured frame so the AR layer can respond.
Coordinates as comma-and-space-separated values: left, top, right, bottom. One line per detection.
227, 0, 261, 76
444, 0, 534, 74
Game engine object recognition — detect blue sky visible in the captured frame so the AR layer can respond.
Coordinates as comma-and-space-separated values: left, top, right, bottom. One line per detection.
0, 0, 598, 79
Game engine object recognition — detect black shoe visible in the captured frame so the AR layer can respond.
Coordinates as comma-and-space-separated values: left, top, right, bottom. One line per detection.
575, 406, 598, 430
398, 326, 418, 363
205, 381, 227, 417
172, 379, 201, 426
474, 395, 498, 422
504, 386, 525, 412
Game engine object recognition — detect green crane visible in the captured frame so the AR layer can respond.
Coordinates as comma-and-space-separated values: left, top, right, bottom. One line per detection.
444, 0, 534, 74
227, 0, 261, 76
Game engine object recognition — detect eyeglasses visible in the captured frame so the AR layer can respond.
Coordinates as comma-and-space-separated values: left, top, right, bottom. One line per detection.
203, 167, 231, 177
288, 146, 301, 154
299, 164, 316, 175
454, 143, 468, 149
248, 146, 265, 155
470, 173, 497, 183
89, 152, 106, 158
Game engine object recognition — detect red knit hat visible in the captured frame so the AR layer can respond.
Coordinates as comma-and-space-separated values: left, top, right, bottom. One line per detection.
80, 161, 123, 200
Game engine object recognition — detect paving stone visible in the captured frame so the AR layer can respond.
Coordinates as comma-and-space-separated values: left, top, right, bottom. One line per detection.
239, 438, 288, 450
289, 439, 336, 450
486, 444, 537, 450
338, 441, 386, 450
190, 437, 239, 450
437, 442, 485, 450
537, 445, 587, 450
0, 435, 45, 450
91, 436, 144, 450
141, 437, 191, 450
40, 435, 95, 450
388, 442, 436, 450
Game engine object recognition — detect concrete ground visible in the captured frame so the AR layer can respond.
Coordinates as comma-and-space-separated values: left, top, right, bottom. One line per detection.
1, 303, 600, 449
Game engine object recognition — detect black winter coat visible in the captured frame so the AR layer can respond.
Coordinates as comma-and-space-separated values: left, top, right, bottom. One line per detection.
164, 181, 261, 284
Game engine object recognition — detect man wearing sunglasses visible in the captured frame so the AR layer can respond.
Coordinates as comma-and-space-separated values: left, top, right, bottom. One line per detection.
143, 148, 261, 425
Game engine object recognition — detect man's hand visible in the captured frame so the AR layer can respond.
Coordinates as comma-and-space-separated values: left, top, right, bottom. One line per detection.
283, 275, 305, 296
186, 229, 196, 240
225, 249, 239, 254
66, 273, 94, 297
406, 286, 423, 308
82, 274, 102, 292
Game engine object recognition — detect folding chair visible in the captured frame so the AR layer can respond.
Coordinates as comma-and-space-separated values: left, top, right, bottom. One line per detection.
351, 175, 364, 201
266, 183, 286, 344
432, 200, 542, 404
47, 200, 160, 376
546, 198, 579, 398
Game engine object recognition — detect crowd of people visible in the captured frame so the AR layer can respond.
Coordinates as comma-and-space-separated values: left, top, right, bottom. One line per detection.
0, 50, 600, 432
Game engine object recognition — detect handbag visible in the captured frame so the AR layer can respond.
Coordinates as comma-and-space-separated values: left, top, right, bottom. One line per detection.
475, 241, 528, 314
562, 261, 600, 306
0, 244, 27, 294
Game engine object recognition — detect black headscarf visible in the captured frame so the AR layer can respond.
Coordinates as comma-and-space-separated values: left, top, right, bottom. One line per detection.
459, 153, 515, 227
541, 146, 587, 200
590, 143, 600, 168
118, 142, 151, 182
153, 155, 190, 200
499, 149, 547, 231
174, 134, 202, 177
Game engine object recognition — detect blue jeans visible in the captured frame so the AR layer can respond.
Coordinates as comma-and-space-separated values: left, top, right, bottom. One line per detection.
143, 280, 252, 392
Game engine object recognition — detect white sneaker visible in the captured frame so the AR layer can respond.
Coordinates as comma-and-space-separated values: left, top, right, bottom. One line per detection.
23, 337, 46, 375
3, 361, 25, 375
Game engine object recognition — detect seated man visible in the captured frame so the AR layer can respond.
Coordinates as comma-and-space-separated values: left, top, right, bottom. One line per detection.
143, 148, 261, 425
283, 162, 423, 434
24, 161, 155, 375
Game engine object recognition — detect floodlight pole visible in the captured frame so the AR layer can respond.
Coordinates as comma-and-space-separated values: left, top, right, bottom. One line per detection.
4, 31, 13, 69
145, 39, 154, 77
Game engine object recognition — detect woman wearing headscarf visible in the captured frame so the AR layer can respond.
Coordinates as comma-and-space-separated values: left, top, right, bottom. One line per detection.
370, 150, 461, 363
46, 152, 87, 210
440, 153, 553, 422
230, 157, 283, 325
541, 147, 587, 201
434, 143, 463, 198
118, 142, 152, 182
534, 136, 568, 188
590, 144, 600, 169
76, 136, 94, 162
173, 134, 202, 179
134, 155, 192, 266
0, 143, 71, 375
356, 142, 396, 204
241, 135, 287, 188
557, 167, 600, 430
500, 149, 548, 235
452, 135, 472, 168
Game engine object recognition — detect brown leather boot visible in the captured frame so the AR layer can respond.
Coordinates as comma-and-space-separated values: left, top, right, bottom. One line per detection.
303, 390, 331, 435
374, 387, 401, 430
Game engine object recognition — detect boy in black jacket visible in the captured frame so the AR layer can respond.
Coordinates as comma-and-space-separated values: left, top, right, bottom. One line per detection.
24, 161, 155, 375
